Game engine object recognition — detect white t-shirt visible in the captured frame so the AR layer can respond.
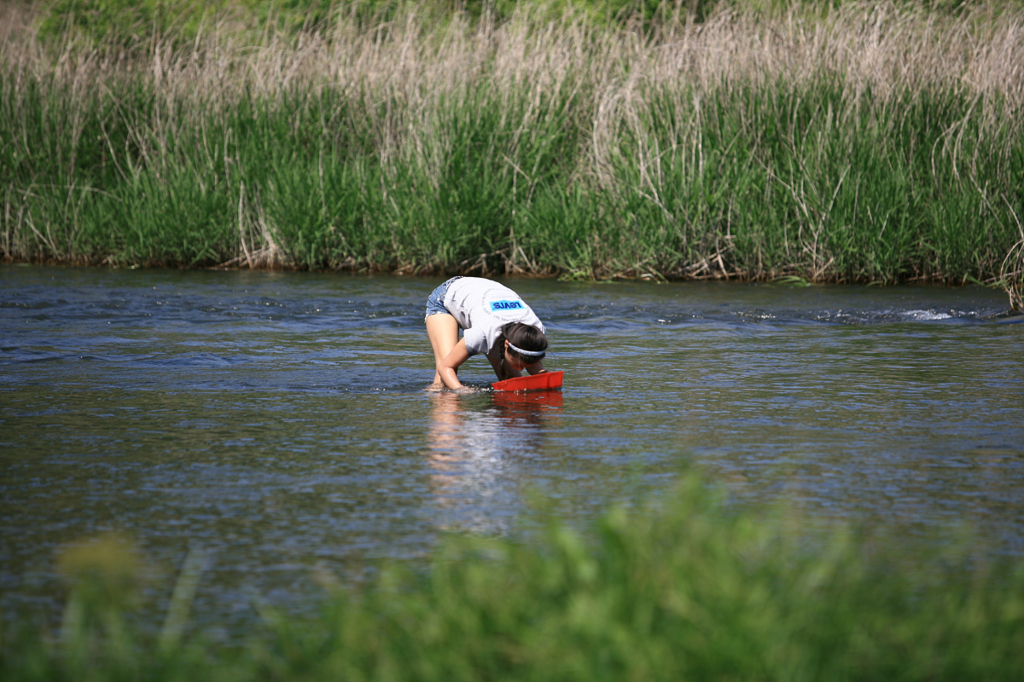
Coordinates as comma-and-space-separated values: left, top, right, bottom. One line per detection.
443, 277, 545, 356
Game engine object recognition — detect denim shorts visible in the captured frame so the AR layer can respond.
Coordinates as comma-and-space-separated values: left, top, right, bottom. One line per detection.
424, 276, 463, 320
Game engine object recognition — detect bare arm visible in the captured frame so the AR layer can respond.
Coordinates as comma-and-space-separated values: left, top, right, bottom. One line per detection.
438, 338, 472, 389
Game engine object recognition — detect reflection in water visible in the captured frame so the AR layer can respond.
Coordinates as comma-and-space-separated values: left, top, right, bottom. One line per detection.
426, 391, 562, 533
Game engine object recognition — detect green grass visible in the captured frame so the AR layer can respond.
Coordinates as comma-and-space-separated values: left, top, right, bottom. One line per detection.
3, 473, 1023, 682
1, 2, 1023, 307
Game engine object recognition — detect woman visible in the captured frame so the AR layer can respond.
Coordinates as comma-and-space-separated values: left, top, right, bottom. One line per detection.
425, 276, 549, 390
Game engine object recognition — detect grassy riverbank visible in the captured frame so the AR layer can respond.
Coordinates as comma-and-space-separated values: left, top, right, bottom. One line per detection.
3, 474, 1023, 682
1, 2, 1023, 306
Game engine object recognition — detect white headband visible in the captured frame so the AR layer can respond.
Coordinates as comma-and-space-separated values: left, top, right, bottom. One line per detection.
507, 341, 546, 357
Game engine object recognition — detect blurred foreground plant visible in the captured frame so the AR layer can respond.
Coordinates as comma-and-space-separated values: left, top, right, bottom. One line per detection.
5, 474, 1022, 682
54, 535, 148, 681
260, 476, 1024, 682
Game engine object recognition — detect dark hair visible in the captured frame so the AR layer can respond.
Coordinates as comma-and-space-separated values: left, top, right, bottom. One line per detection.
497, 322, 548, 362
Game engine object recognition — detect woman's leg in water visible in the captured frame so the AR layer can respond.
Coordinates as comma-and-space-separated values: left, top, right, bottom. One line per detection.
425, 313, 460, 387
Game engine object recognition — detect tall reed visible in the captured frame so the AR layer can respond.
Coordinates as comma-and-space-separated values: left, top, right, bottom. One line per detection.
2, 2, 1022, 305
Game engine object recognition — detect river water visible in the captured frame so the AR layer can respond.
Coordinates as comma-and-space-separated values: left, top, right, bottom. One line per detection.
2, 265, 1022, 636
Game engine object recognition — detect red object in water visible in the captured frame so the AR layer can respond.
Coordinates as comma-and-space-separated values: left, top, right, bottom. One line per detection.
492, 370, 564, 392
492, 390, 564, 408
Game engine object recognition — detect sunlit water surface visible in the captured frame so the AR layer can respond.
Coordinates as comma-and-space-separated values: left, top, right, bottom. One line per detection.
2, 265, 1022, 637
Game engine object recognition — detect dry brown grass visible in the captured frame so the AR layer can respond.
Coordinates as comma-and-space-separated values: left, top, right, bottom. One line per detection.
6, 3, 1021, 163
